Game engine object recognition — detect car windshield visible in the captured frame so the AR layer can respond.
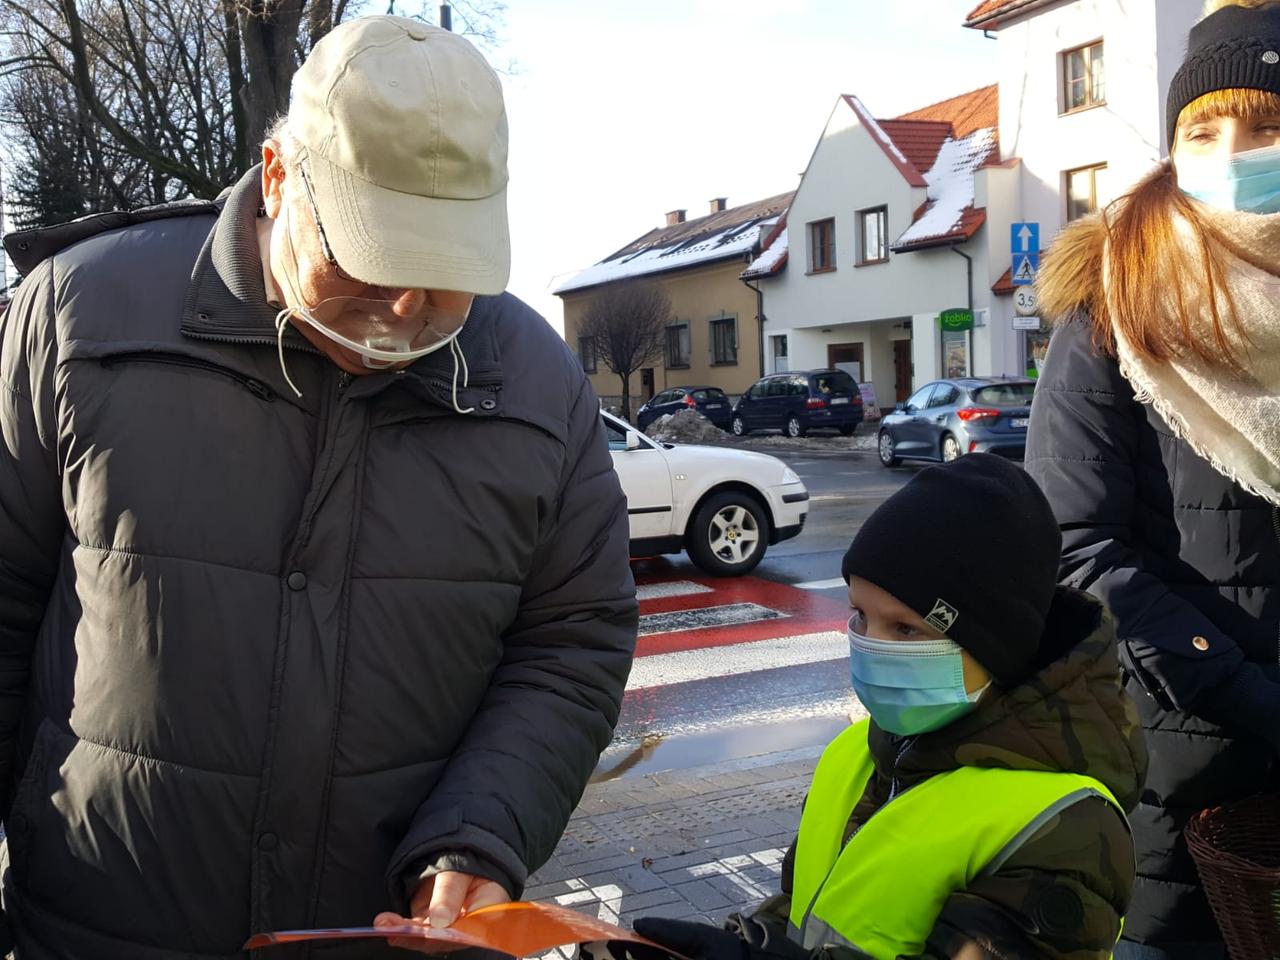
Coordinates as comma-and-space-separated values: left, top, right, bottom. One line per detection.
813, 371, 856, 394
692, 388, 728, 402
973, 383, 1035, 406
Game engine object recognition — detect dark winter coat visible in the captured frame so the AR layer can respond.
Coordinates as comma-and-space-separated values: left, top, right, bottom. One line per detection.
756, 588, 1146, 960
1025, 224, 1280, 947
0, 167, 638, 958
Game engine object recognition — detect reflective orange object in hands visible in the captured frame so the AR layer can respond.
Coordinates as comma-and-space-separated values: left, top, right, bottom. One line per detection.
244, 900, 690, 958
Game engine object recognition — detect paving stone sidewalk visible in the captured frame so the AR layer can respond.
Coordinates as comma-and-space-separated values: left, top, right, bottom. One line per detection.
526, 744, 822, 932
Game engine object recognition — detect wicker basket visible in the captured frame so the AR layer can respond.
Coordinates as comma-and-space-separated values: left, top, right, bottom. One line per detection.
1185, 793, 1280, 960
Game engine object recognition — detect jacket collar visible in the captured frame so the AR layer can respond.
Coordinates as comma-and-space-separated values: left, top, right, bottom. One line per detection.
181, 165, 505, 412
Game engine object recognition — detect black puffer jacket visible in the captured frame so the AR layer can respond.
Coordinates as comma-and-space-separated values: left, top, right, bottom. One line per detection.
0, 168, 638, 958
1026, 316, 1280, 948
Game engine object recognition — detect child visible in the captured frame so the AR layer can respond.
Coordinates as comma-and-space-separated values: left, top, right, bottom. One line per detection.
629, 453, 1147, 960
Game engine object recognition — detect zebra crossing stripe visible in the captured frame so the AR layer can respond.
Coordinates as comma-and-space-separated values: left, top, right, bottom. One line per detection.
636, 581, 714, 602
626, 630, 847, 689
638, 602, 786, 638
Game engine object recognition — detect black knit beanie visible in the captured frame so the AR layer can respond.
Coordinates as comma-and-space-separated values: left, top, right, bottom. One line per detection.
1167, 3, 1280, 150
841, 454, 1062, 687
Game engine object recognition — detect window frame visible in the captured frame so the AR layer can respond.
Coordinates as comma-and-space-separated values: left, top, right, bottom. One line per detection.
807, 218, 837, 274
1061, 40, 1105, 115
664, 322, 691, 369
578, 335, 597, 374
709, 316, 738, 366
856, 205, 889, 266
1064, 162, 1106, 221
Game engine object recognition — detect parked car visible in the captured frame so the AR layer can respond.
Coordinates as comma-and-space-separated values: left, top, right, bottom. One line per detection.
603, 410, 808, 575
636, 386, 733, 431
731, 369, 864, 438
876, 377, 1035, 467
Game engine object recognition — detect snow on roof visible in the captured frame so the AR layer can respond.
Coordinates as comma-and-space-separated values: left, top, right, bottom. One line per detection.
891, 126, 997, 251
742, 225, 788, 280
555, 211, 784, 294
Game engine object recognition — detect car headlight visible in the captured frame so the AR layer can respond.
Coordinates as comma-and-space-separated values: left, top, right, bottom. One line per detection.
782, 466, 801, 484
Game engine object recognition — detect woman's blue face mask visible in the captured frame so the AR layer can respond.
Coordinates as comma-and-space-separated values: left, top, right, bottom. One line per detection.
848, 620, 989, 737
1176, 143, 1280, 214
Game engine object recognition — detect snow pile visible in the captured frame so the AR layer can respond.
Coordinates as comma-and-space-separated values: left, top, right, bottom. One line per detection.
893, 126, 997, 248
645, 409, 727, 443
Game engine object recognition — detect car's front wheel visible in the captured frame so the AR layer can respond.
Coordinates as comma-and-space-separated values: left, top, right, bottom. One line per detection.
731, 415, 749, 436
687, 491, 770, 576
878, 430, 902, 467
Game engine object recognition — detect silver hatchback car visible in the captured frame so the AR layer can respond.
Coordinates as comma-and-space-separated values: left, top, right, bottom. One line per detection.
877, 377, 1035, 466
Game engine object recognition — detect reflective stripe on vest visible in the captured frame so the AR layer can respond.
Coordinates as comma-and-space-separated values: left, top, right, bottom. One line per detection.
788, 720, 1123, 959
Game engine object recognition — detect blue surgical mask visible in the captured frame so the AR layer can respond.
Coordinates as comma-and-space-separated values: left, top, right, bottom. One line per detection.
848, 622, 990, 736
1176, 143, 1280, 213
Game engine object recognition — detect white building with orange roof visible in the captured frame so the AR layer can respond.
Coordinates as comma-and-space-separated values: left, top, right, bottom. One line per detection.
743, 85, 1009, 411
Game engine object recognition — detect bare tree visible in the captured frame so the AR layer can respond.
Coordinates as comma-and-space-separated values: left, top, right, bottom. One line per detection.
578, 280, 672, 422
0, 0, 508, 226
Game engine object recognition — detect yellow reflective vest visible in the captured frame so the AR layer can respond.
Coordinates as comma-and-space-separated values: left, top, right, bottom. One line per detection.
788, 720, 1122, 959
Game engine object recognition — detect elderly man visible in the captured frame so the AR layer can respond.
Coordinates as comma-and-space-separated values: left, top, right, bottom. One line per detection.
0, 15, 636, 958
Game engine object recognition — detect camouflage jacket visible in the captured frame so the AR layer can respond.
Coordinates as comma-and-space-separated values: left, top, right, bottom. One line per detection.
755, 587, 1147, 960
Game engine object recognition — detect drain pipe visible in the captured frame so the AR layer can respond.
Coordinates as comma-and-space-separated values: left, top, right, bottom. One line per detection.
742, 276, 766, 377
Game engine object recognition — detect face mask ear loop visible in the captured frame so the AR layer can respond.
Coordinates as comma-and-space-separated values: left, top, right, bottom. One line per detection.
275, 307, 304, 399
450, 336, 475, 415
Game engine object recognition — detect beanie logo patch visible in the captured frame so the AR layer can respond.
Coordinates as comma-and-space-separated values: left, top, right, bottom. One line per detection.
1265, 50, 1279, 64
925, 599, 960, 634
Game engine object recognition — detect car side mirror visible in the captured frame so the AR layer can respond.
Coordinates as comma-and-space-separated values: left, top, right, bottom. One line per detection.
625, 432, 642, 451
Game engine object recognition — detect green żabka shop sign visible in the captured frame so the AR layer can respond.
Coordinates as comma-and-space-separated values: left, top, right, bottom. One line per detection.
939, 308, 973, 331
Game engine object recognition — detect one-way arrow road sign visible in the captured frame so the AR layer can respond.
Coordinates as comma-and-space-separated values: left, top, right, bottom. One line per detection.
1011, 222, 1040, 254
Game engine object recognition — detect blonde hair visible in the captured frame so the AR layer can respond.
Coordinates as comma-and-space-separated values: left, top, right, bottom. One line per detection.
1203, 0, 1280, 15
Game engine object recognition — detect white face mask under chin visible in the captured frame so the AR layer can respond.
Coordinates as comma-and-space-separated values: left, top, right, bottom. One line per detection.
274, 307, 476, 416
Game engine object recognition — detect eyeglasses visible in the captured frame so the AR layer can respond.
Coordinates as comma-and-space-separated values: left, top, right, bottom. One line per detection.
296, 161, 364, 285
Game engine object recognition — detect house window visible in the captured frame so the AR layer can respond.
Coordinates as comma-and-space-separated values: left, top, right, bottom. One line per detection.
710, 317, 738, 365
1062, 41, 1104, 113
1065, 163, 1106, 220
808, 218, 836, 273
665, 322, 691, 368
578, 335, 596, 373
858, 206, 888, 265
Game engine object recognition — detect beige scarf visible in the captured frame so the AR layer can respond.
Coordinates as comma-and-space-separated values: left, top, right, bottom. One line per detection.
1107, 206, 1280, 505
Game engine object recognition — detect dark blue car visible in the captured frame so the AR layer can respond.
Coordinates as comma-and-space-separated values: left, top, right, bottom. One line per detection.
731, 369, 864, 438
876, 377, 1035, 466
635, 385, 733, 431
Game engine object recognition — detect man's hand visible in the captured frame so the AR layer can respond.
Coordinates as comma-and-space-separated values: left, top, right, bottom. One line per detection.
374, 869, 510, 928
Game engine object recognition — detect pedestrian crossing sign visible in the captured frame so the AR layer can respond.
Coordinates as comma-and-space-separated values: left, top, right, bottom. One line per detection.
1011, 253, 1039, 286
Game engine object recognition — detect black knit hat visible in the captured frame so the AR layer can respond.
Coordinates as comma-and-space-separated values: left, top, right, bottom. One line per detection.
1167, 3, 1280, 150
841, 454, 1062, 687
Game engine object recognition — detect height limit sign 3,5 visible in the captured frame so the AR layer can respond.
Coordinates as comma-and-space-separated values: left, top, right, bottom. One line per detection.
1011, 222, 1039, 286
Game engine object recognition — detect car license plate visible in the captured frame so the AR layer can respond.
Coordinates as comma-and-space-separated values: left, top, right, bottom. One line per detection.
830, 397, 849, 405
704, 403, 723, 409
1011, 417, 1029, 429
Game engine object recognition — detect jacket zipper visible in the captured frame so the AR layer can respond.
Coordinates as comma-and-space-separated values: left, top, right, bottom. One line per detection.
1272, 506, 1280, 673
101, 351, 273, 401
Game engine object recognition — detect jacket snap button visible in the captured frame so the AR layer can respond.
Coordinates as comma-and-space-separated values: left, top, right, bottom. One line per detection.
1192, 636, 1210, 651
257, 832, 278, 852
480, 398, 497, 411
287, 572, 307, 591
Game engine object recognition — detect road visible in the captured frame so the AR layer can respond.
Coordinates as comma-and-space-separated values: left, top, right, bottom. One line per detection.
596, 443, 921, 781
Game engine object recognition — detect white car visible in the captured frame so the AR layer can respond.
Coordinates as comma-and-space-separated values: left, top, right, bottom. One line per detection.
602, 411, 809, 576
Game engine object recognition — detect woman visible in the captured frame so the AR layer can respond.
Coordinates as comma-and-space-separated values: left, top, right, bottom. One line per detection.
1028, 2, 1280, 957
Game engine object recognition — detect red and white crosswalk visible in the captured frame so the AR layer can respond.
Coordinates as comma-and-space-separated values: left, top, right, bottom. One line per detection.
629, 574, 852, 688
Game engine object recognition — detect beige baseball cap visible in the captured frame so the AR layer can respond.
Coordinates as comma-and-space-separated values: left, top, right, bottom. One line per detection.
287, 15, 510, 295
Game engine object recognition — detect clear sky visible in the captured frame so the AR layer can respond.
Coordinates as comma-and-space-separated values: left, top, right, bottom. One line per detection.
492, 1, 1000, 333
